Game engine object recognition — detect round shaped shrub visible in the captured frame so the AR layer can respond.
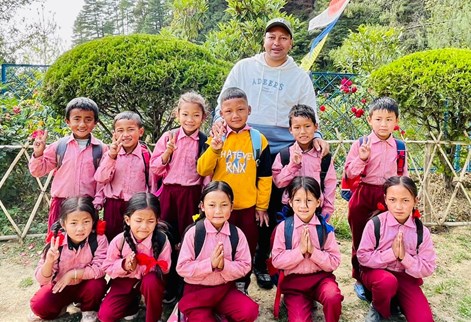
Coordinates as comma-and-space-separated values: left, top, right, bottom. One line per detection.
42, 34, 231, 140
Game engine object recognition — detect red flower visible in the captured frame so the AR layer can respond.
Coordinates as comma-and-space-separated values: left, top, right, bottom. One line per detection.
351, 106, 357, 113
355, 112, 362, 118
319, 105, 326, 112
358, 109, 365, 116
12, 106, 21, 114
377, 202, 387, 211
394, 125, 400, 131
346, 80, 353, 87
135, 253, 169, 274
31, 129, 45, 139
341, 78, 348, 85
96, 220, 106, 235
351, 86, 357, 93
400, 130, 405, 135
361, 98, 367, 104
45, 230, 65, 245
342, 87, 350, 94
412, 209, 421, 219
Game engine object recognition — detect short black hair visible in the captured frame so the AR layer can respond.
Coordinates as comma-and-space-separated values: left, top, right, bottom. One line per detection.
288, 104, 318, 127
368, 96, 399, 118
113, 111, 143, 128
220, 87, 248, 104
65, 97, 99, 122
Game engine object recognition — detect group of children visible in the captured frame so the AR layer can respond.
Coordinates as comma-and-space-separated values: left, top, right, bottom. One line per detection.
27, 91, 436, 322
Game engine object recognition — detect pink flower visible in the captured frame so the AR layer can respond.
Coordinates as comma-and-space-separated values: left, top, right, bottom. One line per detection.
341, 78, 349, 85
30, 129, 45, 139
351, 86, 357, 93
346, 80, 353, 87
12, 106, 21, 114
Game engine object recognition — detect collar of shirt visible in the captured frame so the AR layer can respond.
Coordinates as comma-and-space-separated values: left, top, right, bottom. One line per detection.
129, 230, 154, 249
118, 142, 143, 157
65, 133, 101, 146
293, 213, 321, 229
385, 211, 416, 229
203, 218, 231, 236
225, 124, 251, 136
368, 131, 396, 147
292, 141, 321, 157
66, 235, 86, 251
175, 127, 200, 142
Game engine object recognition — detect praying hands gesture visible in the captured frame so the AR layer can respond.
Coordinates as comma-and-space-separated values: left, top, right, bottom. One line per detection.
392, 231, 406, 261
211, 242, 224, 270
298, 226, 312, 258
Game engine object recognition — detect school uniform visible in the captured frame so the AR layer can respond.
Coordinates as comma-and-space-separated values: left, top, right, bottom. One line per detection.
345, 132, 408, 281
272, 141, 337, 218
30, 234, 108, 320
272, 214, 343, 322
357, 211, 436, 321
176, 219, 259, 321
151, 127, 207, 241
29, 134, 107, 229
94, 144, 149, 241
98, 231, 171, 322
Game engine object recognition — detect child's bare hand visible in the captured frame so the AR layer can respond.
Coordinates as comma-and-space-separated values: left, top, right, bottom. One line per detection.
52, 270, 74, 293
123, 252, 137, 272
358, 136, 371, 161
255, 210, 269, 227
306, 230, 313, 255
45, 235, 61, 263
299, 227, 309, 255
211, 119, 227, 138
291, 147, 302, 165
397, 232, 405, 260
166, 131, 177, 153
109, 133, 123, 159
210, 136, 224, 152
392, 233, 401, 259
211, 242, 224, 269
33, 129, 48, 157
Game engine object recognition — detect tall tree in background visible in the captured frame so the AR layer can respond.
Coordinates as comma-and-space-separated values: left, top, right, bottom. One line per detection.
283, 0, 315, 20
73, 0, 116, 45
114, 0, 135, 34
164, 0, 208, 42
134, 0, 168, 34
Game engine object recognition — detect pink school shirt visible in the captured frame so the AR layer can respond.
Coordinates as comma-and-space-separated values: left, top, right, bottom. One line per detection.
176, 219, 251, 286
272, 142, 337, 218
29, 134, 107, 203
345, 132, 408, 185
271, 214, 341, 276
94, 144, 148, 201
103, 231, 171, 279
150, 127, 205, 186
35, 234, 108, 286
357, 211, 436, 279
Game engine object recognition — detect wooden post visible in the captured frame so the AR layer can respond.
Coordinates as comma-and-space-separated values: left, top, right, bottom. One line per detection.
423, 143, 432, 222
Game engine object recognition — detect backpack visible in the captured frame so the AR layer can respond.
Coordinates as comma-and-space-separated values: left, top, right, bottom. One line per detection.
193, 219, 239, 261
371, 215, 423, 254
139, 141, 153, 189
249, 128, 262, 165
56, 137, 103, 170
267, 214, 332, 319
341, 138, 406, 201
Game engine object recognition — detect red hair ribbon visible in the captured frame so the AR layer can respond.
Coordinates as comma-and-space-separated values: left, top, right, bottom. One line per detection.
377, 202, 387, 212
135, 253, 169, 274
45, 230, 65, 245
96, 220, 106, 235
412, 208, 421, 219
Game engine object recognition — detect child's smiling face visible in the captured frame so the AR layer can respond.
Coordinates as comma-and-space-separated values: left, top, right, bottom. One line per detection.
114, 119, 144, 153
220, 98, 251, 131
289, 188, 320, 223
200, 190, 233, 230
177, 102, 204, 136
289, 116, 318, 151
66, 109, 97, 139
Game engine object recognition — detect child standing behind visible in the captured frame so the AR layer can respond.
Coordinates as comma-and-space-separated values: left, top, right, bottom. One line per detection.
344, 97, 408, 298
150, 91, 208, 242
271, 176, 343, 322
357, 176, 436, 322
98, 192, 171, 322
176, 181, 259, 321
29, 97, 107, 230
29, 197, 108, 322
272, 104, 337, 220
94, 111, 149, 241
197, 87, 272, 292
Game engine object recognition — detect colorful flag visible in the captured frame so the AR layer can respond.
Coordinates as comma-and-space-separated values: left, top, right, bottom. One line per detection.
308, 0, 350, 32
300, 18, 338, 71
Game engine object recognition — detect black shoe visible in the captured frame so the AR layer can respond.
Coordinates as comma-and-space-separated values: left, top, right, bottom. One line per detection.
255, 269, 274, 290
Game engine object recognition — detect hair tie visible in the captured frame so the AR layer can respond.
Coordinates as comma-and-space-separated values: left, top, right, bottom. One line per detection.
377, 202, 387, 212
96, 219, 106, 235
412, 208, 421, 219
45, 230, 65, 245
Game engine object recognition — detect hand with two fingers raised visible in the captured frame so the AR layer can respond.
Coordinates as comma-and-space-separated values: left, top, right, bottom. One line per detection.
358, 136, 371, 161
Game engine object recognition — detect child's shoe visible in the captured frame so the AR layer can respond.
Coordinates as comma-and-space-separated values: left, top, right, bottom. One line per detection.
235, 281, 248, 295
354, 281, 368, 301
124, 312, 139, 321
27, 312, 43, 322
365, 304, 381, 322
80, 311, 98, 322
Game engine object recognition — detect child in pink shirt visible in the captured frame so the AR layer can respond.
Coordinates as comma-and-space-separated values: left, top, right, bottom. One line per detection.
344, 97, 408, 298
357, 176, 436, 322
98, 192, 172, 322
94, 111, 150, 241
271, 176, 343, 322
29, 97, 107, 230
272, 104, 337, 220
176, 181, 259, 321
29, 197, 108, 322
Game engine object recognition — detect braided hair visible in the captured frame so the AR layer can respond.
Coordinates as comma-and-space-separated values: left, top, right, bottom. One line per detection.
123, 192, 168, 278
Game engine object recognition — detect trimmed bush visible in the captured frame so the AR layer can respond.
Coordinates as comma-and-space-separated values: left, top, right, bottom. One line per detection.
42, 34, 232, 140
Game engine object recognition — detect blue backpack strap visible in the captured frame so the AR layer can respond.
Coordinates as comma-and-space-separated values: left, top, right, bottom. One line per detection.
228, 223, 239, 261
249, 128, 262, 166
414, 217, 423, 254
279, 147, 290, 167
284, 215, 295, 250
372, 216, 381, 249
55, 137, 69, 169
315, 213, 329, 250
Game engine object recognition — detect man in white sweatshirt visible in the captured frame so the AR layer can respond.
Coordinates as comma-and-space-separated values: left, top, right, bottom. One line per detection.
213, 18, 329, 290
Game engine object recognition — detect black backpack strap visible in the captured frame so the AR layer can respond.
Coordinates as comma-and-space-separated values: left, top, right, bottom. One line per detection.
319, 153, 332, 193
91, 143, 103, 170
372, 216, 381, 250
228, 223, 239, 261
279, 147, 290, 167
194, 220, 206, 259
153, 229, 167, 257
55, 137, 69, 169
88, 232, 98, 257
414, 217, 423, 254
197, 131, 208, 157
315, 214, 328, 250
284, 216, 295, 250
140, 142, 151, 188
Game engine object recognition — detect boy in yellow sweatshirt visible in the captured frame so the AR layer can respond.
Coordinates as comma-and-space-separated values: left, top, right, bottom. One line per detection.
197, 87, 272, 293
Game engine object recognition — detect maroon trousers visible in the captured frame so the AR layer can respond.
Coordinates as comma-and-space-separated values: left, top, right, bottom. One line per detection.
47, 197, 65, 230
30, 278, 106, 320
281, 272, 343, 322
98, 275, 165, 322
361, 269, 434, 321
103, 198, 128, 241
179, 282, 259, 322
159, 184, 202, 242
347, 183, 384, 281
228, 206, 258, 287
